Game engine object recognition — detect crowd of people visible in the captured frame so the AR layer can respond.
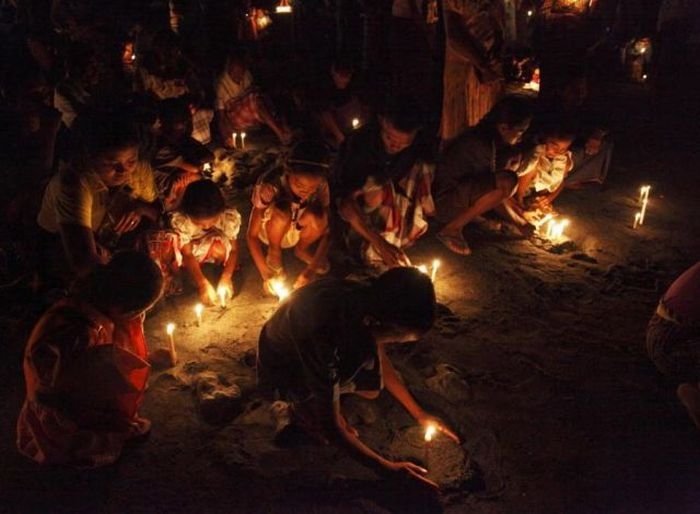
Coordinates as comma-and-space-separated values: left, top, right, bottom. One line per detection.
3, 0, 696, 490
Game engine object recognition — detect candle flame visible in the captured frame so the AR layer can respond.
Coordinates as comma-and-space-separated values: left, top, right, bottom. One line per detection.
424, 424, 437, 442
269, 278, 290, 301
217, 286, 228, 307
417, 264, 428, 274
195, 303, 204, 316
352, 118, 360, 129
166, 322, 176, 336
430, 259, 441, 282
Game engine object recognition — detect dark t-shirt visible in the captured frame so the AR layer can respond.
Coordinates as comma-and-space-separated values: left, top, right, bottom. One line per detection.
257, 279, 380, 402
333, 122, 426, 200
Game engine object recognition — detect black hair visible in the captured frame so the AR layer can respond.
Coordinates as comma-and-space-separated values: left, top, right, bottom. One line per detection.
379, 95, 424, 133
179, 180, 226, 219
158, 97, 191, 126
331, 56, 353, 74
286, 140, 331, 178
538, 116, 578, 142
370, 267, 436, 332
487, 95, 534, 127
72, 110, 140, 163
75, 251, 163, 314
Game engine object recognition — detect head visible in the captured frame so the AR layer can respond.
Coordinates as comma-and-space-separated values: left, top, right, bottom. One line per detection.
488, 96, 533, 145
180, 180, 226, 229
285, 140, 331, 201
557, 67, 588, 109
378, 96, 423, 155
539, 121, 577, 158
158, 97, 191, 141
366, 267, 436, 344
76, 251, 163, 320
226, 51, 248, 82
331, 59, 353, 90
75, 113, 140, 187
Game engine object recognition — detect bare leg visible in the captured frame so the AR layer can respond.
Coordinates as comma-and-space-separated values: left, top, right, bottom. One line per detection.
294, 210, 328, 265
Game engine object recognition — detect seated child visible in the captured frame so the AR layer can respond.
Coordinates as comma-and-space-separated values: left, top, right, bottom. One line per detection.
17, 251, 163, 467
153, 97, 213, 211
647, 262, 700, 430
171, 180, 241, 305
257, 267, 459, 487
510, 122, 575, 222
247, 141, 331, 292
214, 50, 292, 146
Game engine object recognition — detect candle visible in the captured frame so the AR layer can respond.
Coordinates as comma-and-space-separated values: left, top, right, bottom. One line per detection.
638, 185, 650, 205
351, 118, 360, 129
424, 423, 437, 464
430, 259, 440, 282
417, 264, 428, 275
639, 197, 649, 225
194, 303, 204, 326
166, 322, 177, 364
240, 132, 247, 149
232, 132, 238, 148
527, 9, 533, 16
203, 162, 212, 173
269, 278, 290, 301
217, 286, 228, 308
633, 211, 642, 229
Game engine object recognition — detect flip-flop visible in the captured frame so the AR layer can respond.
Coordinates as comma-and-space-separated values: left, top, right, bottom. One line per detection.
436, 233, 472, 256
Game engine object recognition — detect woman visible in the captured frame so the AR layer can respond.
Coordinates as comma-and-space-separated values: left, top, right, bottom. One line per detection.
37, 112, 160, 279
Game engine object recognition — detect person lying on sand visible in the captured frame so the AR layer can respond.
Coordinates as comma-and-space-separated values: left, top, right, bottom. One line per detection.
646, 261, 700, 430
256, 267, 460, 488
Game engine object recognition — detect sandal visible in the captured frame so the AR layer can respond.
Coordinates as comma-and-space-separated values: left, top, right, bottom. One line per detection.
436, 232, 472, 256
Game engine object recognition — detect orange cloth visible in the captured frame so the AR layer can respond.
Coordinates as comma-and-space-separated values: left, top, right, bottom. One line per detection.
17, 299, 150, 467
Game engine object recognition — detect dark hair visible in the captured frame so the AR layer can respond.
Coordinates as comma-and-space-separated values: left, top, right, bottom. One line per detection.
286, 140, 331, 178
73, 111, 140, 160
487, 95, 534, 127
331, 56, 353, 75
538, 116, 578, 142
180, 180, 226, 219
379, 95, 424, 133
370, 267, 436, 332
158, 97, 191, 127
76, 251, 163, 314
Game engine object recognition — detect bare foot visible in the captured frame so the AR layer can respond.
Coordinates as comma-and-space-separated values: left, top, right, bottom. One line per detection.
436, 231, 471, 256
677, 383, 700, 430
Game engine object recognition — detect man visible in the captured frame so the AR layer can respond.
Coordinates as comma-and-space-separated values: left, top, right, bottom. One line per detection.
434, 95, 533, 255
336, 97, 434, 268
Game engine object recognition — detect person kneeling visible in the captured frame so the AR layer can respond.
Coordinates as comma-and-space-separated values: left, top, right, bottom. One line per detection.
16, 251, 163, 467
257, 267, 459, 488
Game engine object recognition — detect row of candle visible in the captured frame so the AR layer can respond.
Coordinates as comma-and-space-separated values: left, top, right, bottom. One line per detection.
231, 132, 247, 149
416, 259, 441, 282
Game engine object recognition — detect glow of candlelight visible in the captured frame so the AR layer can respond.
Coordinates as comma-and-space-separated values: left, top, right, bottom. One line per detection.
166, 322, 175, 336
352, 118, 360, 129
633, 212, 642, 229
269, 278, 290, 301
217, 286, 228, 308
166, 322, 176, 359
430, 259, 440, 282
417, 264, 428, 274
240, 132, 247, 149
527, 9, 533, 16
639, 185, 651, 205
424, 423, 437, 442
194, 303, 204, 326
203, 163, 212, 173
639, 198, 649, 225
275, 0, 292, 13
232, 132, 238, 148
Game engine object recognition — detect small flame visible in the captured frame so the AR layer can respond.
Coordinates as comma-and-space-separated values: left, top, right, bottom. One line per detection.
194, 303, 204, 317
424, 424, 437, 442
269, 278, 290, 301
352, 118, 360, 129
217, 286, 228, 307
416, 264, 428, 274
166, 322, 176, 336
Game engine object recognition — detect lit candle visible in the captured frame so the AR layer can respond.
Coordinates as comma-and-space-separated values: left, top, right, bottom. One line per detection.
639, 197, 649, 225
217, 286, 228, 308
203, 162, 212, 173
424, 423, 437, 463
430, 259, 440, 282
633, 212, 642, 229
638, 185, 650, 205
269, 278, 290, 301
527, 9, 533, 16
417, 264, 428, 275
194, 303, 204, 326
240, 132, 247, 149
351, 118, 360, 129
166, 322, 177, 364
232, 132, 238, 149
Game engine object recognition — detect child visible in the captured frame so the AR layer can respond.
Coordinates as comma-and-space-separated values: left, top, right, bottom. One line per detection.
153, 97, 213, 211
257, 267, 460, 488
511, 122, 575, 219
214, 50, 292, 146
247, 141, 331, 291
17, 251, 163, 467
171, 180, 241, 305
647, 262, 700, 430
